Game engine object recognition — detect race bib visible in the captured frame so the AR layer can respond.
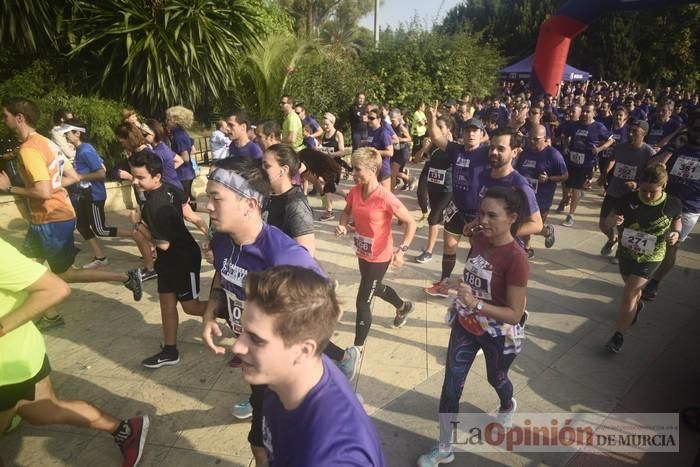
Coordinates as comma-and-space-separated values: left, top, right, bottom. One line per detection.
670, 156, 700, 181
427, 167, 447, 185
455, 156, 470, 168
621, 228, 657, 256
319, 145, 334, 154
463, 257, 493, 301
353, 234, 374, 258
570, 151, 585, 165
224, 289, 245, 336
443, 200, 458, 223
525, 176, 539, 193
613, 162, 637, 180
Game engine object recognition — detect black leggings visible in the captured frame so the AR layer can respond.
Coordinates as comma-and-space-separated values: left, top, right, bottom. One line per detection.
76, 194, 118, 241
355, 258, 404, 346
417, 164, 429, 214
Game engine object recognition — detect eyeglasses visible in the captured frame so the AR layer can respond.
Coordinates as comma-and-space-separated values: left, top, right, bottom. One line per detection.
368, 116, 377, 121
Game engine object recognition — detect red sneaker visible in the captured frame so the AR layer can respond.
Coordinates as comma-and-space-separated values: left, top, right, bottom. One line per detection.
424, 281, 449, 298
115, 415, 149, 467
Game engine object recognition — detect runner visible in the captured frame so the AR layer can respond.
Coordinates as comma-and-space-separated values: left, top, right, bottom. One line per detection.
129, 151, 207, 367
280, 95, 304, 152
390, 109, 415, 191
254, 120, 281, 151
365, 106, 394, 190
0, 238, 148, 467
417, 187, 529, 467
165, 106, 197, 207
604, 164, 682, 353
199, 156, 326, 466
233, 266, 386, 467
597, 107, 629, 190
410, 101, 428, 161
317, 112, 348, 221
335, 147, 417, 357
228, 111, 263, 160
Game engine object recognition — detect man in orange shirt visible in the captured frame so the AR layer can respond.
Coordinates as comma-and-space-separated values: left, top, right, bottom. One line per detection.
0, 97, 143, 330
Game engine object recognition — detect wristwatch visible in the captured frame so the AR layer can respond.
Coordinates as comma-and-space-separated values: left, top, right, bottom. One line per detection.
474, 300, 484, 312
5, 185, 12, 194
398, 244, 409, 253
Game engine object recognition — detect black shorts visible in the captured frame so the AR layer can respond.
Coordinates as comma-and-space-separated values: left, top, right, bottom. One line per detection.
0, 354, 51, 410
390, 144, 410, 168
427, 191, 453, 226
599, 194, 619, 220
564, 166, 593, 189
444, 204, 476, 237
156, 265, 201, 301
618, 256, 660, 279
248, 384, 266, 447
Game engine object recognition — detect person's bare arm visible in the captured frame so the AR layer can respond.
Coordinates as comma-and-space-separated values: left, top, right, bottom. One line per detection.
426, 101, 448, 151
0, 172, 52, 200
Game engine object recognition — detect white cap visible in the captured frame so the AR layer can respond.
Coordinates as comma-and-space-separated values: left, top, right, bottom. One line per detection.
57, 123, 86, 134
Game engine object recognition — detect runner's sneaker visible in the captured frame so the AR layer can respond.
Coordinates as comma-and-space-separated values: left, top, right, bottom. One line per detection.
606, 332, 624, 353
496, 398, 517, 428
393, 301, 415, 328
337, 346, 361, 382
416, 214, 428, 229
555, 199, 566, 213
600, 239, 616, 257
415, 251, 433, 263
35, 314, 65, 332
632, 300, 645, 326
319, 211, 335, 222
142, 346, 179, 368
641, 280, 658, 301
140, 268, 158, 282
561, 214, 574, 227
82, 257, 109, 269
125, 268, 143, 301
232, 400, 253, 420
425, 281, 449, 298
544, 224, 556, 248
114, 415, 149, 467
417, 445, 455, 467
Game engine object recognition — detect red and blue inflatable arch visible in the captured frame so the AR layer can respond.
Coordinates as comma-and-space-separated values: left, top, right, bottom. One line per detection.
531, 0, 695, 97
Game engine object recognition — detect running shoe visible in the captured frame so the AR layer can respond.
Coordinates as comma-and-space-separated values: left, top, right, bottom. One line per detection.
142, 347, 179, 368
425, 281, 449, 298
526, 248, 535, 259
496, 398, 517, 428
35, 314, 65, 332
641, 280, 658, 301
140, 268, 158, 282
319, 211, 335, 222
114, 415, 150, 467
336, 346, 361, 381
393, 301, 415, 328
416, 214, 428, 229
417, 445, 455, 467
125, 268, 143, 301
415, 251, 433, 263
632, 301, 645, 326
231, 400, 253, 420
82, 257, 109, 269
600, 239, 616, 257
606, 332, 624, 353
555, 199, 566, 213
544, 224, 556, 248
561, 214, 574, 227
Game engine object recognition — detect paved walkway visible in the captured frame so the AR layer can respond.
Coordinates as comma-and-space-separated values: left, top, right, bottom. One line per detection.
1, 175, 699, 467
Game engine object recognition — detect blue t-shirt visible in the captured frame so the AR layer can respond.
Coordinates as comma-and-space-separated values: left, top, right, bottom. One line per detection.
447, 143, 490, 214
666, 145, 700, 214
477, 170, 540, 216
515, 146, 568, 211
566, 121, 611, 168
303, 116, 321, 133
604, 124, 629, 159
262, 355, 386, 467
211, 224, 325, 336
152, 142, 184, 191
646, 119, 681, 146
171, 127, 196, 180
366, 126, 393, 179
74, 143, 107, 201
229, 140, 263, 160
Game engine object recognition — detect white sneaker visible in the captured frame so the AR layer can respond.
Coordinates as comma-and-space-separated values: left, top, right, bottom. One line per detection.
417, 445, 454, 466
495, 398, 517, 428
82, 257, 109, 269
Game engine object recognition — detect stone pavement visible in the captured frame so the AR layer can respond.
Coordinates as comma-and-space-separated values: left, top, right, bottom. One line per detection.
1, 174, 699, 467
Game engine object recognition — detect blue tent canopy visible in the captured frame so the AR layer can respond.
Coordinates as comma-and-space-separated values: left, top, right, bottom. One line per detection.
499, 54, 591, 81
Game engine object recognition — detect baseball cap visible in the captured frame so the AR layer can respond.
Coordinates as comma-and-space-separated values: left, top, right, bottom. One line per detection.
630, 119, 649, 133
463, 118, 485, 130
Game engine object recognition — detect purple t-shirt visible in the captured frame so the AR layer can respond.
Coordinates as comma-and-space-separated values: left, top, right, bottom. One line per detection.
211, 224, 325, 336
366, 126, 393, 179
447, 143, 490, 214
567, 121, 611, 168
666, 145, 700, 214
152, 142, 184, 191
515, 146, 567, 210
604, 124, 629, 159
262, 355, 386, 467
477, 170, 540, 216
171, 127, 196, 180
646, 119, 681, 146
229, 140, 263, 160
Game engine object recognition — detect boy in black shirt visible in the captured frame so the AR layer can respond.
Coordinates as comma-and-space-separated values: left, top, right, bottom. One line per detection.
130, 151, 207, 368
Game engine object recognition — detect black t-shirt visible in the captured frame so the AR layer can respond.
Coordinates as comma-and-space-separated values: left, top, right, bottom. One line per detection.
265, 185, 314, 239
142, 183, 200, 268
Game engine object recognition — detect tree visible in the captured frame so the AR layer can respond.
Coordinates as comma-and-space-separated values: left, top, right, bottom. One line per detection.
277, 0, 381, 37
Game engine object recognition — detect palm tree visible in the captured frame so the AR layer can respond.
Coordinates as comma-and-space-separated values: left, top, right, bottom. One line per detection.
0, 0, 62, 53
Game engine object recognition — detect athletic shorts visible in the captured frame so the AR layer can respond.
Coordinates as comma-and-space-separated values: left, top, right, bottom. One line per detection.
599, 194, 619, 220
156, 265, 200, 301
679, 212, 699, 242
444, 203, 476, 237
564, 166, 593, 190
618, 256, 660, 279
390, 144, 410, 168
0, 354, 51, 410
22, 219, 79, 274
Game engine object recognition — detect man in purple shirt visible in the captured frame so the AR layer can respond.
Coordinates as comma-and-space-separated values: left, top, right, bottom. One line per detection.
365, 106, 394, 189
227, 112, 263, 160
294, 104, 323, 140
232, 266, 385, 467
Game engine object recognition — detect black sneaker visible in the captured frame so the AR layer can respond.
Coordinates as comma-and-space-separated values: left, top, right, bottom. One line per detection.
140, 268, 158, 282
641, 280, 658, 301
125, 268, 143, 301
606, 332, 624, 353
600, 239, 616, 257
142, 347, 180, 368
393, 301, 414, 328
632, 300, 645, 326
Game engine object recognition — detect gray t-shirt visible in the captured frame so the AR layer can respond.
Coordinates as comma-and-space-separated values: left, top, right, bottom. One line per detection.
607, 143, 655, 198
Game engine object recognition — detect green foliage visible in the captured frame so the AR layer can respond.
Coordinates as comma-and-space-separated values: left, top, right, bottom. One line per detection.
278, 0, 380, 37
0, 0, 60, 54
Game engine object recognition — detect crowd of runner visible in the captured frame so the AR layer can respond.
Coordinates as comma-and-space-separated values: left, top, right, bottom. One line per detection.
0, 77, 698, 466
